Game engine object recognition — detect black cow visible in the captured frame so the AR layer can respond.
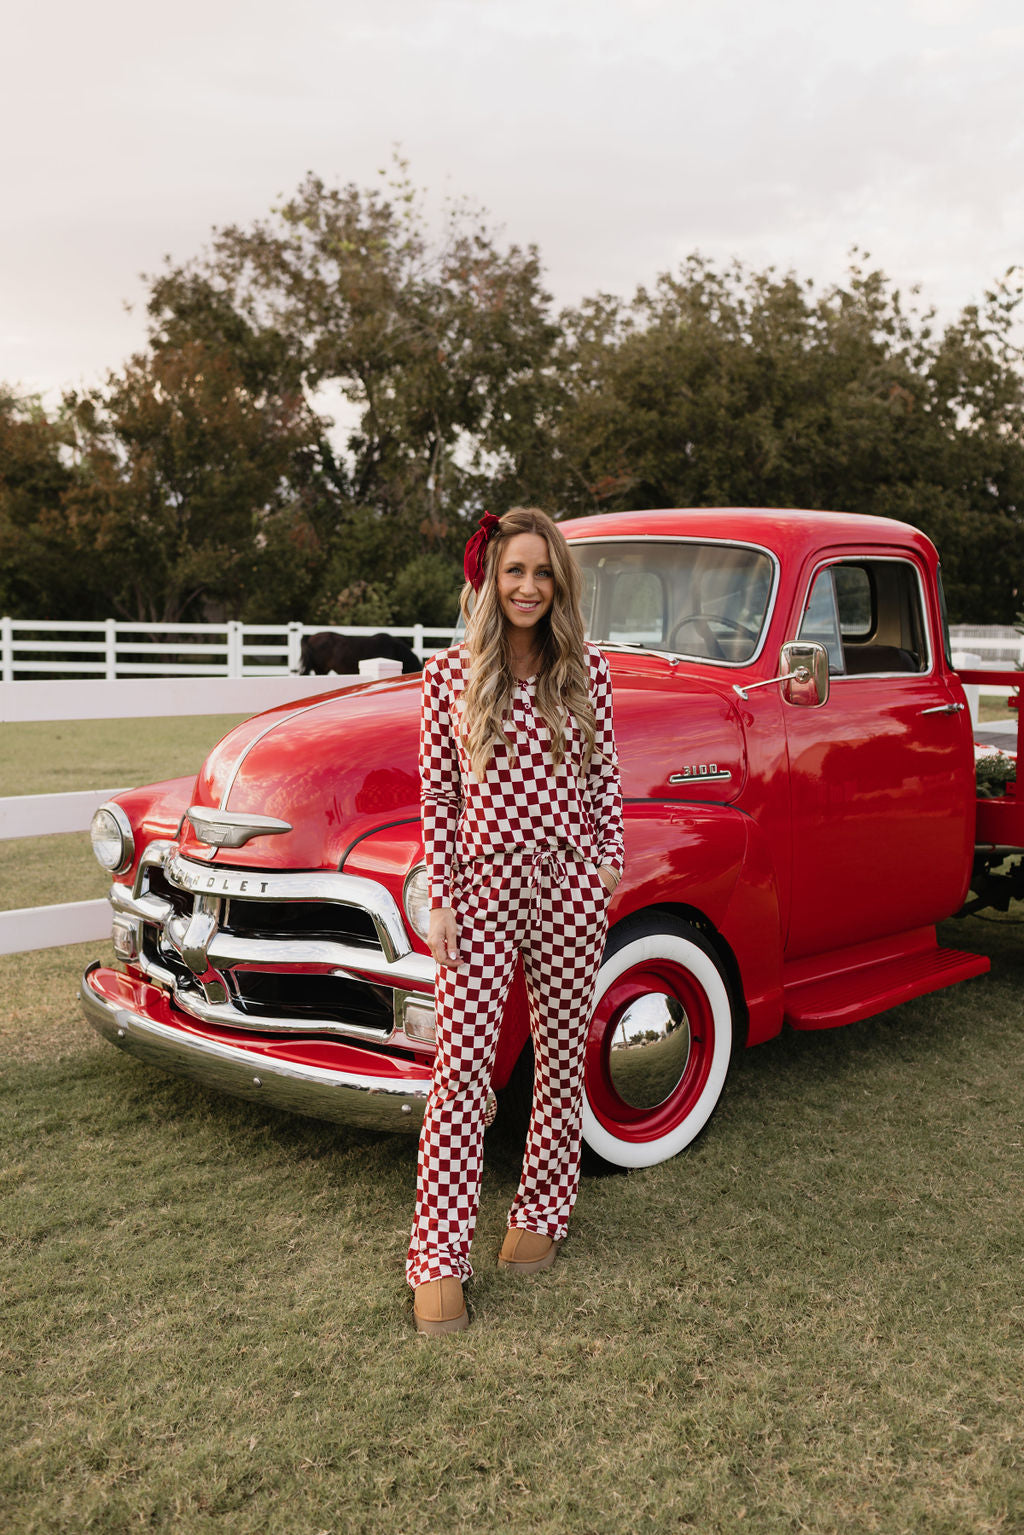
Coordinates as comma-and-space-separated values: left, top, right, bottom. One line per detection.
298, 630, 422, 676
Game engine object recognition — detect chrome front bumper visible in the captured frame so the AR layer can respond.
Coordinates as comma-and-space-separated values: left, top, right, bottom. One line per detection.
81, 962, 432, 1133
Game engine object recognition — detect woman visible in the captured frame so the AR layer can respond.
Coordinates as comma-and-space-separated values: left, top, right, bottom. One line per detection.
408, 506, 625, 1334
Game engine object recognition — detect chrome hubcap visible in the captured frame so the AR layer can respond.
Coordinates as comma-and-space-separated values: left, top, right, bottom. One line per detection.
607, 992, 692, 1111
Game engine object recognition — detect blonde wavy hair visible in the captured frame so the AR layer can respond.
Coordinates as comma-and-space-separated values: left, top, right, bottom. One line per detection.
459, 507, 596, 780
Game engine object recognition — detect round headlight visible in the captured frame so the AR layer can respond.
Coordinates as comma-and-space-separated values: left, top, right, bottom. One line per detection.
90, 804, 134, 875
403, 863, 432, 940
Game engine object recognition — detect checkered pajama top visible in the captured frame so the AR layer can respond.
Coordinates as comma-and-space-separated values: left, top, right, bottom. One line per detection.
420, 642, 625, 909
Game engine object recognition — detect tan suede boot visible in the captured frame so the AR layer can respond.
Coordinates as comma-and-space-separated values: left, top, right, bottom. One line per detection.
413, 1277, 469, 1334
497, 1228, 561, 1272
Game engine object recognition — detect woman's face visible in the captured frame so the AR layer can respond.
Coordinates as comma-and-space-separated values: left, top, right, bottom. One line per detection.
495, 533, 555, 635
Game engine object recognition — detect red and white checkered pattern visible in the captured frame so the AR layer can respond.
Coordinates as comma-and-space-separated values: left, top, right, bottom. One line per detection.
406, 850, 610, 1287
420, 643, 625, 909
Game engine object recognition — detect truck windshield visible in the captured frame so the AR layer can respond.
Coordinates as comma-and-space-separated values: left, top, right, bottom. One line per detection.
571, 539, 775, 664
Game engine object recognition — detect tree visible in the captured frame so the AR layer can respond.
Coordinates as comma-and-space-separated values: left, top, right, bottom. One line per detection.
0, 389, 104, 617
545, 257, 1024, 620
6, 171, 1024, 627
62, 340, 326, 622
146, 164, 561, 577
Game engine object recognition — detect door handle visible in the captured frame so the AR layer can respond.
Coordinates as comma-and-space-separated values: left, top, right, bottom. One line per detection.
919, 702, 965, 716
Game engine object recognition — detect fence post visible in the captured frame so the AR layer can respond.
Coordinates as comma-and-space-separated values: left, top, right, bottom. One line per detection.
104, 618, 117, 680
412, 623, 425, 659
951, 651, 982, 729
227, 621, 243, 677
1, 617, 12, 683
359, 657, 404, 680
287, 622, 303, 674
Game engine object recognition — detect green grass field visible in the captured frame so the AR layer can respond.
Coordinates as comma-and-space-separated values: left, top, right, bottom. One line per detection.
978, 696, 1016, 723
2, 719, 1022, 1533
0, 716, 249, 915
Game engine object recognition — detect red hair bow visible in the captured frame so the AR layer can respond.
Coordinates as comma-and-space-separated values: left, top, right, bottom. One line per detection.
463, 511, 501, 592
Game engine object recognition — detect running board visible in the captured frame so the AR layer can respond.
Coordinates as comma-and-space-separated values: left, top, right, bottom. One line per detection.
783, 935, 989, 1031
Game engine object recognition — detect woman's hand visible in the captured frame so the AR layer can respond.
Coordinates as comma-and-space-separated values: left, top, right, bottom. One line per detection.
427, 907, 462, 968
597, 864, 620, 895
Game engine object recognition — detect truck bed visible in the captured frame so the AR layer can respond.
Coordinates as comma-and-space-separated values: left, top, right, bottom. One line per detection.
961, 667, 1022, 850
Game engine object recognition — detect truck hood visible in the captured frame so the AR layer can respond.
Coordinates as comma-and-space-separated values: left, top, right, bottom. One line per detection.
177, 656, 746, 871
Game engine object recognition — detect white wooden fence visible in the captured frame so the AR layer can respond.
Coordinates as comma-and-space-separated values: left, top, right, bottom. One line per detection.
0, 618, 453, 681
0, 664, 401, 957
3, 617, 1018, 683
949, 625, 1022, 698
948, 624, 1023, 661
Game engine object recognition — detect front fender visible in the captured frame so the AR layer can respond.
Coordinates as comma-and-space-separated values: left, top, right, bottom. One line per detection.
610, 801, 785, 1049
106, 776, 196, 884
611, 801, 747, 929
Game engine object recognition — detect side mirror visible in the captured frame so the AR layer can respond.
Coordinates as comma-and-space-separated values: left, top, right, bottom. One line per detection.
780, 641, 829, 708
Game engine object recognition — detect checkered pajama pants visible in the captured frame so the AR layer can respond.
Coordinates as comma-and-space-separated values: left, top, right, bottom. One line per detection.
406, 849, 610, 1287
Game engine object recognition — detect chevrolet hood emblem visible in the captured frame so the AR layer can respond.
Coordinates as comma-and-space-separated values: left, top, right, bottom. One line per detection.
186, 806, 292, 848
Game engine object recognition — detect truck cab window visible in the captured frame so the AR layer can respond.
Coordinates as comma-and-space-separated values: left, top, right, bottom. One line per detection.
579, 565, 597, 634
833, 565, 872, 635
575, 541, 775, 664
800, 558, 929, 675
799, 568, 846, 673
608, 570, 665, 645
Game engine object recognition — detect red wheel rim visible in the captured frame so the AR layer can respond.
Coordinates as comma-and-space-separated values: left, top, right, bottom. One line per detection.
585, 959, 716, 1143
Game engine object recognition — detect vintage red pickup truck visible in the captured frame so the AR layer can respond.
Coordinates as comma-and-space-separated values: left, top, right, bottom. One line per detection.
81, 509, 1023, 1168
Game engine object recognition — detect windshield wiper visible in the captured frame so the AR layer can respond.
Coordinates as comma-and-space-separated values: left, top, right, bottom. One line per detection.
597, 640, 656, 652
598, 641, 691, 663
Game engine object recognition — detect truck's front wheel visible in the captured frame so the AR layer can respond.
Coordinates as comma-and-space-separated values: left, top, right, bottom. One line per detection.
582, 915, 735, 1169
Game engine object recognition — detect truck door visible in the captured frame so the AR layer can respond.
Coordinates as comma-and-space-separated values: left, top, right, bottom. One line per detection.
782, 552, 975, 960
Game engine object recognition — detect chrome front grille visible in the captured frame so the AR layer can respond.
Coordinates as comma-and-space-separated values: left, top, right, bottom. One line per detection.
141, 925, 192, 989
143, 864, 193, 920
229, 969, 394, 1029
222, 897, 379, 948
110, 844, 434, 1046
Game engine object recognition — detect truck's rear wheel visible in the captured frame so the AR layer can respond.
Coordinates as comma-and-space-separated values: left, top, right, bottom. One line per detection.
582, 915, 735, 1169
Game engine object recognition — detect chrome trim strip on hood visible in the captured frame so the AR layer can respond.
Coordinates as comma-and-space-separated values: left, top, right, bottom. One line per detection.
219, 693, 352, 810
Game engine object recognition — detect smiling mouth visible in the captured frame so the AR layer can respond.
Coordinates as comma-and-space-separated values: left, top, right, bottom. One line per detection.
511, 599, 541, 610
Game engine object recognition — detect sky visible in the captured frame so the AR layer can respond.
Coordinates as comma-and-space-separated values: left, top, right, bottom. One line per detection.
3, 0, 1023, 404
